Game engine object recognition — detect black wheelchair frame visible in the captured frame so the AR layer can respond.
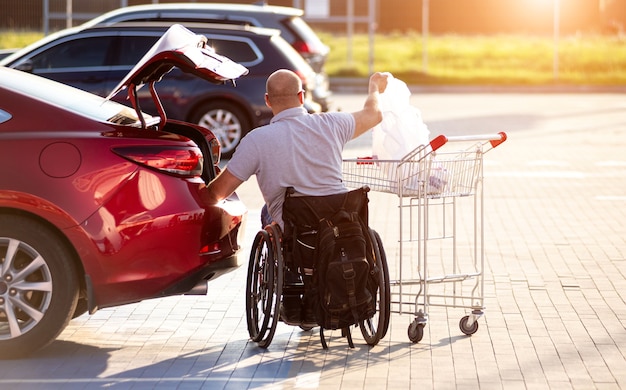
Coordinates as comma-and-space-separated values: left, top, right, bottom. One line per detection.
245, 187, 391, 349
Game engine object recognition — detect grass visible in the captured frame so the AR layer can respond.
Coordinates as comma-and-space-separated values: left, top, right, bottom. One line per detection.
321, 32, 626, 85
2, 30, 625, 85
0, 31, 43, 51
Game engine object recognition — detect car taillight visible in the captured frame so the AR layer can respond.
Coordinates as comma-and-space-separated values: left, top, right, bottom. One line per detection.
113, 146, 203, 177
292, 40, 313, 55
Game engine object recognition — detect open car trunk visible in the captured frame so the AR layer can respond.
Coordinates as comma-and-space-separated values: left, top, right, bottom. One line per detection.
107, 24, 249, 182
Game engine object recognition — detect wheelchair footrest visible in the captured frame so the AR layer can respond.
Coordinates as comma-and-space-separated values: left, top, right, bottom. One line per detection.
279, 296, 317, 328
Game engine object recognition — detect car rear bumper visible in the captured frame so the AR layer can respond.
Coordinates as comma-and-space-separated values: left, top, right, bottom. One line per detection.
75, 173, 247, 310
161, 252, 242, 297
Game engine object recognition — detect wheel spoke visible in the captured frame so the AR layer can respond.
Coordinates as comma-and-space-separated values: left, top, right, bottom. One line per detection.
9, 296, 43, 322
3, 300, 23, 337
11, 255, 46, 284
221, 111, 233, 123
202, 115, 219, 128
364, 318, 375, 334
1, 238, 19, 275
14, 280, 52, 293
225, 123, 239, 132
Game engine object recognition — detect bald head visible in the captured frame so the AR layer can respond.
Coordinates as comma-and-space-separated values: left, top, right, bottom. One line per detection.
265, 69, 304, 113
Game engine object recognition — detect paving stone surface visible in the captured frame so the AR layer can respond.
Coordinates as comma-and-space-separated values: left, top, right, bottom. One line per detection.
1, 92, 625, 389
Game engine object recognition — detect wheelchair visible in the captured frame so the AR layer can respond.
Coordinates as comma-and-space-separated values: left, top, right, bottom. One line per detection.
245, 186, 391, 349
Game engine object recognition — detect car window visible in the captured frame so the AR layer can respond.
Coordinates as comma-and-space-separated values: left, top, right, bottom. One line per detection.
29, 36, 113, 70
115, 35, 160, 66
207, 38, 260, 65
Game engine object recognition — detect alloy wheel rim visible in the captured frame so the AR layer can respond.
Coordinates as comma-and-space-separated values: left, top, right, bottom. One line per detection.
0, 237, 53, 340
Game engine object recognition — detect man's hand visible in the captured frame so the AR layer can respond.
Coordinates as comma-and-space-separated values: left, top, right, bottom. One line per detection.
369, 72, 390, 94
352, 71, 391, 139
198, 168, 244, 205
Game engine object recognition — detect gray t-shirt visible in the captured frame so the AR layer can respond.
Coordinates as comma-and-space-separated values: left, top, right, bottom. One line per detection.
226, 106, 355, 227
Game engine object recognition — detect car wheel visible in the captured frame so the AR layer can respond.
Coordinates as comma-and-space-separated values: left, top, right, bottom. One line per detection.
192, 101, 250, 159
0, 215, 79, 359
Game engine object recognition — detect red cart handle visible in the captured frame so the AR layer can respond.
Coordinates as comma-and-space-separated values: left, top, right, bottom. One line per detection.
432, 132, 507, 150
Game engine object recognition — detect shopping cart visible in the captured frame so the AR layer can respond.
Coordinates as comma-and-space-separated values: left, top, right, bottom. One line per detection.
342, 132, 507, 342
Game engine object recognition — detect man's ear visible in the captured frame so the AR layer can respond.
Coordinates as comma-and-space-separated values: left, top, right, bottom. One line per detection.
265, 93, 272, 108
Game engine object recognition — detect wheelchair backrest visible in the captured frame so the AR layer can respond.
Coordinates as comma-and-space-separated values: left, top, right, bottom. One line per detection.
281, 186, 370, 272
282, 186, 369, 232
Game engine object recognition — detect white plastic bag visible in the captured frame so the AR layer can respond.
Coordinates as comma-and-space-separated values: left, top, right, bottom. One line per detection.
426, 161, 449, 195
372, 75, 430, 161
372, 74, 431, 194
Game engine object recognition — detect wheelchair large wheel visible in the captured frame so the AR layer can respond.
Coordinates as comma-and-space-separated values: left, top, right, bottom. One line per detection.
373, 230, 391, 338
245, 225, 284, 348
359, 229, 391, 346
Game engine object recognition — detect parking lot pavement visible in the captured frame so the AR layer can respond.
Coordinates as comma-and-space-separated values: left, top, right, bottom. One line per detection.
2, 92, 626, 389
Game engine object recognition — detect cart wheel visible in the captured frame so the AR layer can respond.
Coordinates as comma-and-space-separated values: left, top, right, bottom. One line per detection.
459, 315, 479, 336
245, 226, 283, 348
408, 319, 424, 343
359, 229, 390, 346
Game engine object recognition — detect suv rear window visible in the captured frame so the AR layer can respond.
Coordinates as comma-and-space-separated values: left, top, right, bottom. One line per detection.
206, 38, 261, 65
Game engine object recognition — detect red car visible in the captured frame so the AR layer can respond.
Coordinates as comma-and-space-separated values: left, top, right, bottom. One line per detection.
0, 25, 248, 359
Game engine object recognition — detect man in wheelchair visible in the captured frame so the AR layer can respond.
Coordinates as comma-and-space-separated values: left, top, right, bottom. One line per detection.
201, 69, 388, 225
201, 69, 389, 348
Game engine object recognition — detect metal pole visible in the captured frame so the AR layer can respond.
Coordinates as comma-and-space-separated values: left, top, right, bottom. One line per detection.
422, 0, 429, 73
553, 0, 560, 80
43, 0, 49, 34
66, 0, 72, 28
348, 0, 354, 65
368, 0, 376, 74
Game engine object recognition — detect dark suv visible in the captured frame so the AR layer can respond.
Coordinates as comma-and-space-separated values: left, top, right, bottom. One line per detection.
84, 2, 331, 111
0, 22, 321, 157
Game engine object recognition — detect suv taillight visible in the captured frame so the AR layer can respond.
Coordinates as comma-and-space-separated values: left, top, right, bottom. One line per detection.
292, 40, 313, 55
113, 146, 203, 177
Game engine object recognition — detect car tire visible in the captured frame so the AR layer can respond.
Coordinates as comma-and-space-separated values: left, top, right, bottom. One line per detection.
72, 298, 88, 319
191, 101, 250, 159
0, 215, 79, 359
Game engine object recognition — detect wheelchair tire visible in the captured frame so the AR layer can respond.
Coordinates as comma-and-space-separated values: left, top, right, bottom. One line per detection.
246, 229, 273, 342
246, 226, 284, 347
373, 230, 391, 338
258, 224, 284, 348
359, 228, 391, 346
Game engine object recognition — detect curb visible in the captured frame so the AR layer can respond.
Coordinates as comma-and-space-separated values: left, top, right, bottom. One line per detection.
329, 77, 626, 94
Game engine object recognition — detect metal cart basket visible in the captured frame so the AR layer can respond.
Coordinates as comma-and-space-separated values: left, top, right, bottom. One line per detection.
342, 132, 507, 342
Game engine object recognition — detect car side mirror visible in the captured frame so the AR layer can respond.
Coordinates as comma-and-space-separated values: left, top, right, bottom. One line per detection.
14, 60, 34, 73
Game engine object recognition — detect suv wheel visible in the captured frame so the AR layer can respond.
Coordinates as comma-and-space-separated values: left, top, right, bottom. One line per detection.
0, 215, 79, 359
192, 101, 250, 159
